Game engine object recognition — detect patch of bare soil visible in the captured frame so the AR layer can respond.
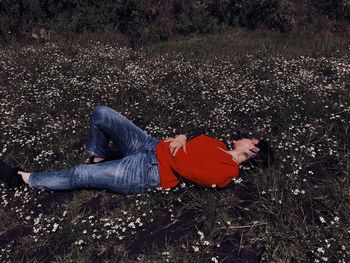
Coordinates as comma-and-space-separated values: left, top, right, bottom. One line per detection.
300, 157, 341, 185
0, 224, 33, 248
78, 192, 103, 214
233, 181, 258, 207
28, 231, 76, 263
215, 231, 265, 263
34, 190, 74, 214
89, 245, 124, 263
126, 207, 202, 259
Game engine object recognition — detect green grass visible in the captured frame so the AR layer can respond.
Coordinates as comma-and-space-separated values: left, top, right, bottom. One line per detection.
0, 29, 349, 262
138, 27, 350, 59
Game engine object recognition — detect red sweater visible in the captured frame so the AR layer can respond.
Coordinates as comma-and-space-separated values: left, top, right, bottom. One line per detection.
155, 135, 240, 189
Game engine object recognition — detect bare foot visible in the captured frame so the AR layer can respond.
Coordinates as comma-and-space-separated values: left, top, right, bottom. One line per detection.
18, 171, 31, 184
93, 157, 105, 163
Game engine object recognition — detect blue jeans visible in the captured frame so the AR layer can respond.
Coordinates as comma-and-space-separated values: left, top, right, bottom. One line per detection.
28, 106, 161, 194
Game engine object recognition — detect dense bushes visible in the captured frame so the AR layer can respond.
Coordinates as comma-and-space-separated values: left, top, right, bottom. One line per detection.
0, 0, 349, 46
0, 0, 122, 37
312, 0, 350, 20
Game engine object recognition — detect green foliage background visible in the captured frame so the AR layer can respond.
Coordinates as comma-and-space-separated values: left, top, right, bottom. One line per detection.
0, 0, 349, 45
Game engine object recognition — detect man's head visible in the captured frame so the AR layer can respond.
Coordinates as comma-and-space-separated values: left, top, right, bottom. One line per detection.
232, 131, 274, 167
232, 138, 260, 163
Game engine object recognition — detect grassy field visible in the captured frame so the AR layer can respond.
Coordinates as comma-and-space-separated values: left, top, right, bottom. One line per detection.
0, 29, 349, 262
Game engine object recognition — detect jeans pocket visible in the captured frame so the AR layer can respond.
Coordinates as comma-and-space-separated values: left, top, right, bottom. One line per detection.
143, 149, 160, 192
145, 163, 160, 190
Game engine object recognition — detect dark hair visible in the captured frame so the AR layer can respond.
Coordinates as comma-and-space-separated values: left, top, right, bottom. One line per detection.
232, 131, 275, 168
252, 139, 275, 168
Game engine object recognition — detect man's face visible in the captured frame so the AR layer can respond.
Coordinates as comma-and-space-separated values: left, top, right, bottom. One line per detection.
232, 138, 260, 162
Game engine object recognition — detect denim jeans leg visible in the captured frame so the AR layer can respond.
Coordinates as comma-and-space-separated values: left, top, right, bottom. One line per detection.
85, 105, 157, 158
28, 105, 162, 194
29, 166, 76, 191
29, 147, 160, 194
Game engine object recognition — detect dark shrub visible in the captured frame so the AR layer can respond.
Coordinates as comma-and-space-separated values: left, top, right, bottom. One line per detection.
312, 0, 350, 21
0, 0, 348, 45
229, 0, 292, 33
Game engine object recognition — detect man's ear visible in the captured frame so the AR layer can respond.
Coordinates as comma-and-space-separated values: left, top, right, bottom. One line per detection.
231, 140, 236, 146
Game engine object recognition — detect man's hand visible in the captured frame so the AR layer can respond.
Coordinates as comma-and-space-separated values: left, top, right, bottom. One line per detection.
164, 134, 187, 156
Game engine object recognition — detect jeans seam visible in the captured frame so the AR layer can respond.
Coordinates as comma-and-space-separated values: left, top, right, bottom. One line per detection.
90, 112, 109, 157
127, 135, 155, 155
70, 165, 85, 189
145, 164, 152, 188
